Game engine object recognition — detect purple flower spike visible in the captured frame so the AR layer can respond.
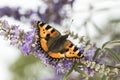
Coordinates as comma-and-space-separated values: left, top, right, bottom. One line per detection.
24, 30, 35, 43
21, 29, 36, 55
0, 20, 102, 79
51, 59, 72, 74
85, 48, 96, 61
21, 44, 31, 55
0, 20, 37, 55
79, 45, 84, 53
62, 59, 72, 70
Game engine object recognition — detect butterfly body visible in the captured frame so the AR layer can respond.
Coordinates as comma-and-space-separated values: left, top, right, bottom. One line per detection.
36, 21, 84, 60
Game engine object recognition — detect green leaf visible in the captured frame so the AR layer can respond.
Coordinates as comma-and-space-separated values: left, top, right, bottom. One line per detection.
93, 48, 101, 60
63, 63, 76, 80
106, 65, 120, 69
105, 48, 120, 63
111, 19, 120, 23
102, 40, 120, 49
101, 75, 109, 80
74, 66, 89, 77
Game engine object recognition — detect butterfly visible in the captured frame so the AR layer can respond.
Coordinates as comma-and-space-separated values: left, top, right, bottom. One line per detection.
36, 21, 84, 60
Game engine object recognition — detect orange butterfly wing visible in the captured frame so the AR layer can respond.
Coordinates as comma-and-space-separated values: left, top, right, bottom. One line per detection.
64, 40, 84, 59
37, 21, 60, 52
37, 21, 65, 59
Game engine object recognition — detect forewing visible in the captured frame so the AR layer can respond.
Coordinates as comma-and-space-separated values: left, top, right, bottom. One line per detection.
37, 21, 61, 52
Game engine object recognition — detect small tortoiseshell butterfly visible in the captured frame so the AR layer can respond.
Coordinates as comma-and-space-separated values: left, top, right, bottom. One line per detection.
36, 21, 84, 60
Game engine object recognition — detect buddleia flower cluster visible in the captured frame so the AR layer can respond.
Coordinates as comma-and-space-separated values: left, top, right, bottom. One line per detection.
0, 20, 119, 80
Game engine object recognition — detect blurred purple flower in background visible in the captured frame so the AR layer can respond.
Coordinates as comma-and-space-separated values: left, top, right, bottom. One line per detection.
0, 7, 21, 20
0, 0, 75, 24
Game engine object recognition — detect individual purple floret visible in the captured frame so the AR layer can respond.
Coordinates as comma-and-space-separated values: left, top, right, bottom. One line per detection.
2, 20, 10, 30
0, 20, 10, 36
9, 25, 20, 45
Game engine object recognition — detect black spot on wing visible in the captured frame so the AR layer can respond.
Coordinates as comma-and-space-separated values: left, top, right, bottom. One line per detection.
69, 44, 73, 48
66, 49, 69, 52
51, 29, 55, 33
78, 51, 82, 56
73, 47, 78, 52
37, 21, 40, 27
45, 25, 51, 30
40, 22, 45, 26
46, 34, 50, 37
37, 21, 40, 24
